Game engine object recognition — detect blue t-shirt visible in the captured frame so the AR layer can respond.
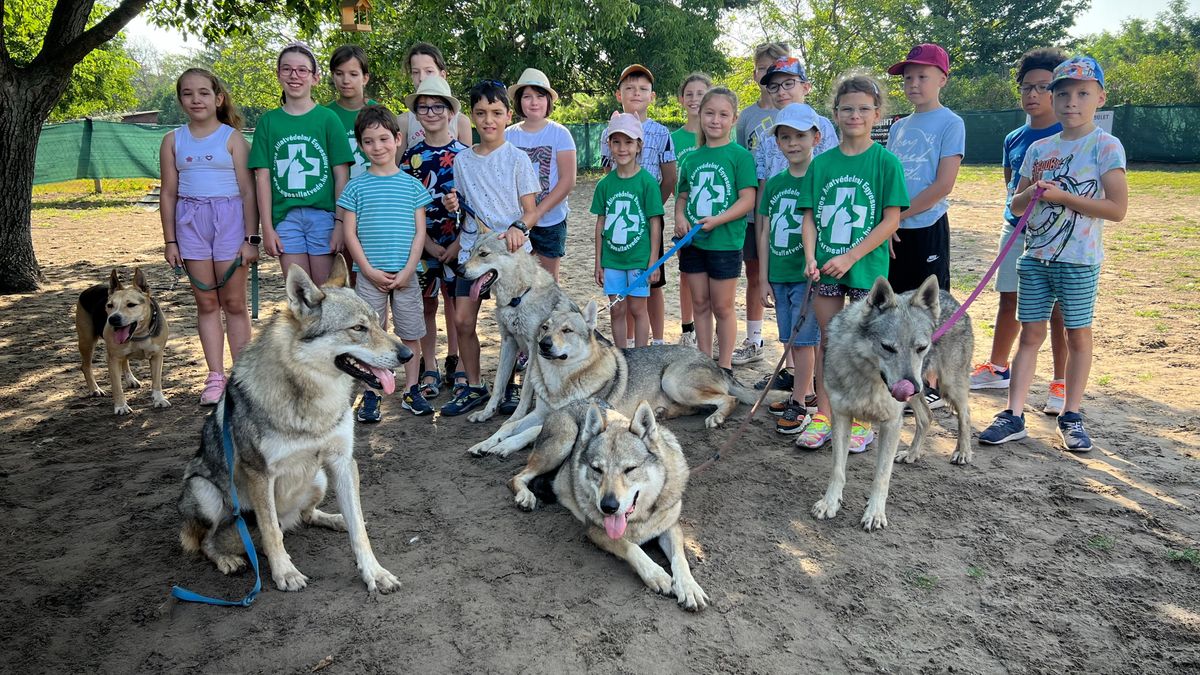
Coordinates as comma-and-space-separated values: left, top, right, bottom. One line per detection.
886, 106, 965, 230
1002, 122, 1062, 227
337, 171, 433, 272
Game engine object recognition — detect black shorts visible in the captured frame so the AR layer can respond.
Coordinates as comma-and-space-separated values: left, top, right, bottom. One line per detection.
742, 220, 759, 261
888, 213, 950, 294
452, 275, 489, 300
650, 220, 667, 289
529, 221, 567, 258
679, 246, 743, 280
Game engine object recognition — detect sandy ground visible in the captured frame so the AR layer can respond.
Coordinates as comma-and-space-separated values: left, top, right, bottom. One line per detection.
3, 174, 1200, 673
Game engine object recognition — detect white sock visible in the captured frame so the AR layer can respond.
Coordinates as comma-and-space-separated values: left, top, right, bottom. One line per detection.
627, 339, 635, 348
651, 339, 664, 345
747, 320, 763, 346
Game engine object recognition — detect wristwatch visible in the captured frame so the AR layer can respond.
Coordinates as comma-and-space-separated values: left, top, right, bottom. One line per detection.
509, 221, 529, 234
245, 235, 263, 245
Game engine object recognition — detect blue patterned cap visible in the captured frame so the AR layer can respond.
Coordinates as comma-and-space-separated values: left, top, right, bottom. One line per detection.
1049, 56, 1105, 90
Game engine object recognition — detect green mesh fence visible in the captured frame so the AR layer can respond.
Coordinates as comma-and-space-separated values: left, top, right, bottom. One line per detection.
32, 107, 1200, 186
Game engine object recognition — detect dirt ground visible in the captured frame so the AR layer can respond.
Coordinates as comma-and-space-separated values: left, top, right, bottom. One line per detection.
4, 170, 1200, 673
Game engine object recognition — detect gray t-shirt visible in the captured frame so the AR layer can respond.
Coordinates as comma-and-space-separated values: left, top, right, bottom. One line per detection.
736, 102, 777, 153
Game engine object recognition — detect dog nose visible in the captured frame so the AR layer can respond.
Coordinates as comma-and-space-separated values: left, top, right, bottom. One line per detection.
600, 494, 620, 515
397, 344, 413, 363
108, 315, 122, 326
538, 337, 553, 351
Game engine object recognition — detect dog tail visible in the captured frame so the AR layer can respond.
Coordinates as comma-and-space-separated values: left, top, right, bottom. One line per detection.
528, 468, 560, 505
725, 372, 759, 405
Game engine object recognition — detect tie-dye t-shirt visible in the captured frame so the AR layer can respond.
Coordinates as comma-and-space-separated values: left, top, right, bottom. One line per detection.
1019, 127, 1126, 265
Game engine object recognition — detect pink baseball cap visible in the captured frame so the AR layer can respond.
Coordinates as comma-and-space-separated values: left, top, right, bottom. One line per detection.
604, 112, 644, 142
887, 43, 950, 76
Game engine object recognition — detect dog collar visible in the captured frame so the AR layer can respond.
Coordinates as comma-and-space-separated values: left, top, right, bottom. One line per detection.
508, 287, 532, 307
129, 299, 164, 341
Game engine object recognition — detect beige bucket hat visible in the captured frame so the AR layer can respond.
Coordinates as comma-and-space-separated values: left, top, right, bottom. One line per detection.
510, 67, 560, 105
404, 75, 461, 115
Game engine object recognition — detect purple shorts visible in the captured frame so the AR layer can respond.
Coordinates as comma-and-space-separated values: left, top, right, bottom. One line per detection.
176, 196, 245, 261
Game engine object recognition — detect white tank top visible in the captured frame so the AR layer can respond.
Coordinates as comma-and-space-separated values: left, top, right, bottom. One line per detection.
403, 110, 466, 148
175, 124, 240, 198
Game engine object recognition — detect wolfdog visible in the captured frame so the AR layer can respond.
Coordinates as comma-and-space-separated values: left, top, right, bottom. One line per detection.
469, 299, 757, 459
812, 275, 973, 531
177, 259, 409, 593
75, 267, 171, 415
459, 232, 577, 423
519, 400, 709, 611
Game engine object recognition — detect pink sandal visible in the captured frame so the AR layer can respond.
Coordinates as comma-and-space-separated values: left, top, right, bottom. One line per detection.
199, 372, 226, 406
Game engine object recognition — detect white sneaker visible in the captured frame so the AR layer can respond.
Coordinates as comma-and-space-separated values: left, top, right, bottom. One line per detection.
731, 339, 764, 366
678, 331, 697, 348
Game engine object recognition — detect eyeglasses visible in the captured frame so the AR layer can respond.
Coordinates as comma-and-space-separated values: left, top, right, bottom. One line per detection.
416, 103, 449, 116
836, 105, 878, 117
279, 66, 313, 77
766, 78, 801, 94
1019, 83, 1052, 95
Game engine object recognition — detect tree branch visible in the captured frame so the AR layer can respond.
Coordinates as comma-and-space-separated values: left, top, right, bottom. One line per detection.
35, 0, 151, 73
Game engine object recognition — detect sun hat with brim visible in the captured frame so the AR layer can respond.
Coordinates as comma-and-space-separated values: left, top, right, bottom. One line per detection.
1049, 56, 1105, 90
404, 75, 460, 115
769, 103, 820, 135
604, 112, 644, 142
510, 68, 560, 105
887, 43, 951, 76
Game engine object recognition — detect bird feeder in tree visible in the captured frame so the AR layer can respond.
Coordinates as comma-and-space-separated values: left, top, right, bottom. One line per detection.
339, 0, 372, 32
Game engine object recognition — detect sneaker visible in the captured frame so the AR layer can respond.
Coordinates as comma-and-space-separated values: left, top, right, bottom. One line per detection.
515, 352, 528, 373
754, 368, 794, 392
924, 386, 946, 410
769, 399, 789, 416
402, 385, 433, 416
1057, 411, 1093, 452
796, 412, 831, 450
498, 382, 521, 415
731, 339, 765, 366
440, 385, 489, 417
678, 331, 698, 348
1043, 380, 1066, 416
979, 410, 1027, 445
419, 371, 441, 399
199, 371, 225, 406
849, 420, 874, 453
356, 390, 382, 423
442, 355, 459, 386
776, 400, 810, 435
970, 362, 1011, 390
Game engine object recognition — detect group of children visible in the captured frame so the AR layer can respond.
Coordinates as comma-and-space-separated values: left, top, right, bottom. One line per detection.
159, 37, 1127, 452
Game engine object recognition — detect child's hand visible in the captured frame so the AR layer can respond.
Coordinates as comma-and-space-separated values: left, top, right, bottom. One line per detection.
426, 242, 446, 260
649, 267, 661, 285
365, 267, 394, 292
889, 231, 900, 259
673, 217, 691, 240
440, 240, 461, 263
760, 285, 775, 309
698, 216, 720, 232
442, 189, 459, 213
241, 241, 259, 265
164, 242, 183, 268
595, 263, 604, 288
1034, 179, 1068, 204
806, 258, 820, 283
502, 227, 527, 252
263, 227, 283, 257
821, 253, 854, 280
390, 270, 413, 290
328, 227, 344, 255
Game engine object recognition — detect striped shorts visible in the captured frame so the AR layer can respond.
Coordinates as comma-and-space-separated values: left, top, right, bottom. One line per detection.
1016, 257, 1100, 329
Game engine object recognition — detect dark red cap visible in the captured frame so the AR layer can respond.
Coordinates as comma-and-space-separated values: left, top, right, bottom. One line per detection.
887, 43, 950, 76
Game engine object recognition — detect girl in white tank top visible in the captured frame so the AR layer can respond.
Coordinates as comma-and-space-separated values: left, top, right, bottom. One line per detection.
400, 43, 474, 155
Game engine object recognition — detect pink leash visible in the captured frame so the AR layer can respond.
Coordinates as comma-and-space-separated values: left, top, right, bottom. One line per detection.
931, 187, 1044, 342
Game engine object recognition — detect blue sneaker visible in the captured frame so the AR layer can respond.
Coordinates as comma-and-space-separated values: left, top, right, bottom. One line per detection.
402, 385, 434, 416
979, 410, 1026, 445
440, 385, 489, 417
1057, 412, 1093, 452
356, 390, 382, 424
498, 382, 521, 415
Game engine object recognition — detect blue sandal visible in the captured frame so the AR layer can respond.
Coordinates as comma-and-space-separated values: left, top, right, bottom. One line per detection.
451, 370, 468, 394
420, 371, 441, 399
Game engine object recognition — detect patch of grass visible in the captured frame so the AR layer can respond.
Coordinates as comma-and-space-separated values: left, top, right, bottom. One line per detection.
1167, 548, 1200, 569
1126, 168, 1200, 197
1154, 322, 1170, 334
1087, 534, 1115, 552
904, 568, 938, 590
1138, 372, 1154, 383
31, 178, 155, 210
951, 272, 982, 295
1095, 374, 1113, 387
1134, 309, 1163, 318
966, 565, 986, 580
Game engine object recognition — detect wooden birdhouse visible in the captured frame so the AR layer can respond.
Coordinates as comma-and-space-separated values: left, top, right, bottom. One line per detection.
339, 0, 372, 32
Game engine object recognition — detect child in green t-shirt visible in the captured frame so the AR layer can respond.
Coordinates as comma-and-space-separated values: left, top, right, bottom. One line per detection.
248, 41, 354, 285
327, 45, 376, 179
673, 87, 758, 372
755, 103, 822, 437
591, 114, 664, 347
669, 72, 712, 348
796, 72, 910, 453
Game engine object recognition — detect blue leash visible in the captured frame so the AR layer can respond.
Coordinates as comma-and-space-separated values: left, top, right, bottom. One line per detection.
171, 391, 262, 607
608, 223, 703, 308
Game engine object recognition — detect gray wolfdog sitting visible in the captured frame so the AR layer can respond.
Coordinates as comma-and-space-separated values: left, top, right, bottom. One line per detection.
812, 275, 973, 531
468, 300, 757, 458
459, 232, 576, 424
517, 400, 709, 611
178, 259, 408, 593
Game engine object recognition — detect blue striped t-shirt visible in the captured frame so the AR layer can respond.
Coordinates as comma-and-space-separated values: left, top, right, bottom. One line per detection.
337, 171, 433, 272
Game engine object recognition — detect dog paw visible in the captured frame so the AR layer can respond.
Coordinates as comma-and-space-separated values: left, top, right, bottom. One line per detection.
113, 403, 133, 416
87, 387, 107, 398
151, 393, 171, 409
272, 566, 309, 592
214, 554, 247, 575
364, 566, 401, 594
812, 497, 841, 520
124, 376, 142, 389
514, 489, 538, 511
467, 440, 496, 457
703, 413, 725, 429
894, 449, 920, 464
673, 577, 710, 611
950, 448, 973, 465
860, 503, 889, 531
642, 567, 674, 596
467, 408, 496, 423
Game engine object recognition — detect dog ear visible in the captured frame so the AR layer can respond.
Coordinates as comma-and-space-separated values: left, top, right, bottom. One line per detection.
582, 402, 608, 443
910, 275, 942, 321
583, 300, 599, 330
866, 276, 896, 311
132, 267, 150, 294
109, 269, 122, 293
629, 400, 658, 443
285, 264, 325, 316
325, 256, 349, 288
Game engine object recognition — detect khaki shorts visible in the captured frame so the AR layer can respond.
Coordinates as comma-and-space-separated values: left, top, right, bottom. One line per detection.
355, 279, 426, 341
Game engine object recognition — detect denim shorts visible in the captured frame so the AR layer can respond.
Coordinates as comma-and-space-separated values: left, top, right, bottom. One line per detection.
603, 268, 651, 298
771, 281, 820, 347
1016, 257, 1100, 329
529, 221, 567, 258
679, 246, 742, 280
276, 207, 335, 256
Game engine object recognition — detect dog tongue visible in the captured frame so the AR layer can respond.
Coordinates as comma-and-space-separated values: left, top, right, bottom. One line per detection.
604, 511, 628, 540
113, 324, 133, 344
370, 366, 396, 395
469, 274, 488, 302
890, 379, 917, 402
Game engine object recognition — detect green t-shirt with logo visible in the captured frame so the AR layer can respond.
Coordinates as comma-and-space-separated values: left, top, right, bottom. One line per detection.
676, 143, 757, 251
590, 168, 665, 270
326, 99, 377, 179
757, 169, 811, 283
670, 128, 699, 174
248, 105, 355, 226
797, 143, 909, 290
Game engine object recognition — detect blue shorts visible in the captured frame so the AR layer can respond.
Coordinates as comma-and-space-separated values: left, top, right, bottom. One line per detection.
604, 268, 650, 298
530, 221, 567, 258
679, 246, 742, 280
1016, 257, 1100, 329
771, 282, 820, 347
276, 207, 335, 256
